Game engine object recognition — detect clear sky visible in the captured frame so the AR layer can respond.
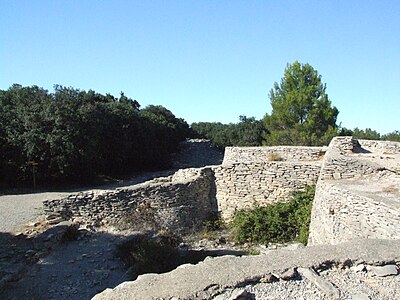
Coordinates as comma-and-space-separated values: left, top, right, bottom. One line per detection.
1, 0, 399, 134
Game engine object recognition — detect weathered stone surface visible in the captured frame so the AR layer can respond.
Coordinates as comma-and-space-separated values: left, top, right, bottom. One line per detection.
228, 288, 249, 300
43, 136, 400, 246
297, 267, 340, 299
43, 167, 218, 234
212, 145, 326, 219
351, 293, 371, 300
92, 239, 400, 300
309, 137, 400, 245
367, 264, 398, 277
351, 264, 366, 273
273, 267, 298, 280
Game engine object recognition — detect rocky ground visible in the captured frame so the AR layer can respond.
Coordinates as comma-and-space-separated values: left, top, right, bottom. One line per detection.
218, 264, 400, 300
93, 239, 400, 300
0, 223, 130, 300
1, 217, 399, 300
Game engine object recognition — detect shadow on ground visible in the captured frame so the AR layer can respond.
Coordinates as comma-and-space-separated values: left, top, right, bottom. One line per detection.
0, 225, 244, 300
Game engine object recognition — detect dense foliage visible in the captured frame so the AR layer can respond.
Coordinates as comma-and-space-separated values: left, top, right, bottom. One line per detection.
264, 61, 339, 146
230, 186, 315, 245
0, 84, 190, 188
381, 130, 400, 142
191, 116, 265, 148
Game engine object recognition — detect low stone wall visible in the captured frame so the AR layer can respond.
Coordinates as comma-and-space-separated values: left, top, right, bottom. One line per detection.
43, 168, 217, 234
43, 136, 400, 242
358, 139, 400, 154
309, 136, 400, 245
215, 145, 325, 220
308, 178, 400, 245
320, 137, 381, 180
320, 137, 400, 181
214, 161, 322, 219
223, 146, 326, 165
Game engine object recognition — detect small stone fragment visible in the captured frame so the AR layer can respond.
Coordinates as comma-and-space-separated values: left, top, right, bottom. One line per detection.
273, 267, 298, 280
351, 264, 365, 273
228, 288, 249, 300
351, 293, 370, 300
298, 267, 340, 299
260, 273, 279, 283
367, 264, 398, 277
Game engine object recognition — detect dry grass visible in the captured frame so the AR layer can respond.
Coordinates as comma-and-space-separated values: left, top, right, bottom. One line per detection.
382, 185, 398, 193
268, 152, 284, 161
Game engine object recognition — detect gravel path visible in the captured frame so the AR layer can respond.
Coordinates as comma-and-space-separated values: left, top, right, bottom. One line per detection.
0, 192, 70, 233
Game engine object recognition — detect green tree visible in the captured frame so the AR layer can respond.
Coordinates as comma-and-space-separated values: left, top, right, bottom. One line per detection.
191, 116, 264, 148
381, 130, 400, 142
263, 61, 339, 146
0, 84, 191, 189
352, 127, 381, 140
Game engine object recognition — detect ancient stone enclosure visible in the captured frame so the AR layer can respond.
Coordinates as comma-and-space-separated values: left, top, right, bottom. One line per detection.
43, 137, 400, 244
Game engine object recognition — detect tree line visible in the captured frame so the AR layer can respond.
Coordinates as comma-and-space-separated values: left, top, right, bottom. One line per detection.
2, 62, 398, 189
192, 61, 399, 147
0, 84, 190, 189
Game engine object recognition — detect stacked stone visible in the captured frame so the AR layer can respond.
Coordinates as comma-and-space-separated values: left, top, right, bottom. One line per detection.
359, 139, 400, 154
214, 161, 322, 220
43, 168, 216, 234
308, 179, 400, 245
223, 146, 327, 165
309, 136, 400, 246
319, 137, 383, 180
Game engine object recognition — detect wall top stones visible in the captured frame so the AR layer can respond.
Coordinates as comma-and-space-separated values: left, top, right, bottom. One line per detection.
223, 146, 327, 166
320, 136, 400, 181
358, 139, 400, 154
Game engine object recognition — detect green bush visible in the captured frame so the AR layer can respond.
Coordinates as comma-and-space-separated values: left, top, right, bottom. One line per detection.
230, 186, 315, 245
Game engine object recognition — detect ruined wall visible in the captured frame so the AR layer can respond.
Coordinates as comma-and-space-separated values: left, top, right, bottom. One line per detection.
358, 139, 400, 154
43, 145, 327, 229
223, 146, 326, 165
43, 168, 217, 234
319, 137, 400, 180
308, 136, 400, 245
43, 136, 400, 242
215, 146, 325, 220
308, 178, 400, 245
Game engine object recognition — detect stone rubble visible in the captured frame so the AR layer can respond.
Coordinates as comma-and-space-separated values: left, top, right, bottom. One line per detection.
218, 263, 399, 300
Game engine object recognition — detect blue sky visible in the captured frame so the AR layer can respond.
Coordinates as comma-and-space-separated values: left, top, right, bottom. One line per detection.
1, 0, 399, 134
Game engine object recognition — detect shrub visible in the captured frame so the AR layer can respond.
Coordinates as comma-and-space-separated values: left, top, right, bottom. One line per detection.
116, 232, 182, 277
203, 213, 225, 232
230, 186, 315, 245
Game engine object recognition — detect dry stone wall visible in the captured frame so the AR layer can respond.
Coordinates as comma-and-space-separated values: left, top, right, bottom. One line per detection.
43, 168, 217, 234
357, 139, 400, 154
319, 136, 400, 180
308, 179, 400, 245
308, 136, 400, 245
215, 146, 325, 220
43, 136, 400, 243
223, 146, 326, 165
43, 145, 327, 228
